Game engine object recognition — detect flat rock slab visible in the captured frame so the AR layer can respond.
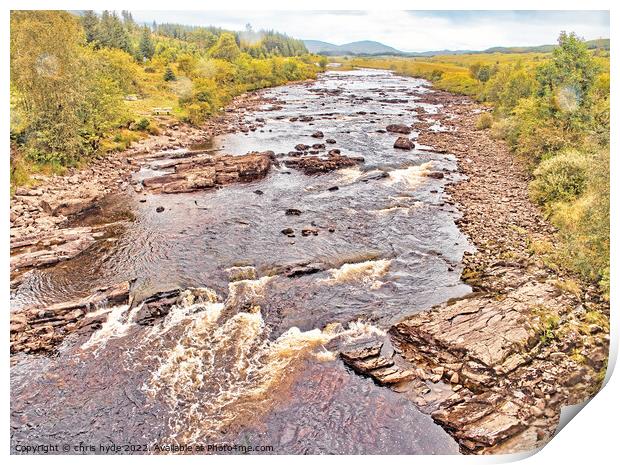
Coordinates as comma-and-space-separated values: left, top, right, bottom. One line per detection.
284, 154, 364, 175
10, 281, 131, 354
41, 194, 99, 217
10, 226, 106, 274
390, 278, 568, 386
142, 152, 273, 194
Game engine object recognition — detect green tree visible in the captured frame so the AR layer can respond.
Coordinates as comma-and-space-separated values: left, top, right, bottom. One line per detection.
11, 11, 129, 164
163, 67, 176, 81
96, 10, 133, 54
81, 10, 99, 44
318, 56, 328, 71
536, 32, 599, 104
138, 26, 155, 60
11, 11, 85, 163
209, 32, 241, 61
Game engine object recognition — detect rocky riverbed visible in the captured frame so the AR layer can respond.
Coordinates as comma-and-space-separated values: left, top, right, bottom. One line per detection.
10, 69, 608, 455
339, 88, 610, 454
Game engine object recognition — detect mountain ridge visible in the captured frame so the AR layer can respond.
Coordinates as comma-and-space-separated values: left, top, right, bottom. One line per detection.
303, 38, 610, 56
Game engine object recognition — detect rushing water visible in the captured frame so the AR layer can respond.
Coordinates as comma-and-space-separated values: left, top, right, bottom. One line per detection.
11, 69, 472, 454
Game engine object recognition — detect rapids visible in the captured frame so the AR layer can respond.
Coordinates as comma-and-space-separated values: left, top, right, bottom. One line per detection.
11, 69, 472, 454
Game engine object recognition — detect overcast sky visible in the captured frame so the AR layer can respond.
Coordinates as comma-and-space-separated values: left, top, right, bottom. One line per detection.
128, 10, 610, 52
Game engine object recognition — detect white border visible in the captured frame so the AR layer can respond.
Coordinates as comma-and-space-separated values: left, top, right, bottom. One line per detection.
3, 1, 617, 463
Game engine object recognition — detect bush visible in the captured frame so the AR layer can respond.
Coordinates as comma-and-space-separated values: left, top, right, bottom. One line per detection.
530, 150, 589, 205
430, 69, 444, 81
476, 112, 493, 130
482, 63, 536, 116
549, 149, 609, 294
131, 117, 151, 131
504, 96, 570, 162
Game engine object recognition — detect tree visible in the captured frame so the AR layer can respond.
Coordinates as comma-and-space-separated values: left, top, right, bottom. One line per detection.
11, 11, 129, 164
318, 56, 328, 71
163, 67, 176, 81
11, 11, 86, 163
81, 10, 99, 44
121, 10, 134, 26
536, 32, 599, 104
138, 26, 155, 60
209, 32, 241, 61
96, 10, 133, 54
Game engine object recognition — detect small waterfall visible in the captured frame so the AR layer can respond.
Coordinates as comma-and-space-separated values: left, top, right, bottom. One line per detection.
138, 282, 386, 443
386, 161, 433, 187
322, 258, 391, 289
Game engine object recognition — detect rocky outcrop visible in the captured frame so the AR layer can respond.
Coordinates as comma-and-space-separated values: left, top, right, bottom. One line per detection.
284, 154, 364, 175
10, 282, 131, 354
10, 89, 278, 254
40, 191, 99, 217
142, 152, 273, 194
10, 226, 112, 277
340, 272, 608, 453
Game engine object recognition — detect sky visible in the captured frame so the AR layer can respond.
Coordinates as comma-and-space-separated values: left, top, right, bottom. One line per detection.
128, 10, 610, 52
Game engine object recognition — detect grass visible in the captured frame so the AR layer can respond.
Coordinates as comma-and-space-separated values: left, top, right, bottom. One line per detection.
532, 306, 560, 346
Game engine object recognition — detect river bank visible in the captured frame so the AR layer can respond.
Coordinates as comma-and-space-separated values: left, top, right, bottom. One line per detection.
9, 90, 279, 287
340, 88, 610, 454
9, 69, 609, 455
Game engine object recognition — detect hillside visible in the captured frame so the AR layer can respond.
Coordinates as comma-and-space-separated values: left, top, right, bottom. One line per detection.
10, 10, 319, 184
303, 39, 402, 55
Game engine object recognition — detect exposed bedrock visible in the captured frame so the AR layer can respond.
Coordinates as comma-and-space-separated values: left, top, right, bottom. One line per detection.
142, 151, 274, 194
283, 154, 364, 175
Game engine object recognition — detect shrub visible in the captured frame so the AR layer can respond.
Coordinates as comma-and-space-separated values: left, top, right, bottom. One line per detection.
482, 63, 536, 116
430, 69, 444, 81
550, 149, 609, 294
476, 112, 493, 130
530, 150, 589, 205
131, 117, 151, 131
504, 96, 570, 162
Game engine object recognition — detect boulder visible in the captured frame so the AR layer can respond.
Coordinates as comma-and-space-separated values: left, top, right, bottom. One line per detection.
284, 154, 364, 175
426, 171, 445, 179
386, 124, 412, 134
394, 137, 415, 150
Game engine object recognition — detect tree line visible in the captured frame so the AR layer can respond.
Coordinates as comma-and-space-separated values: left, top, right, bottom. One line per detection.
10, 10, 318, 174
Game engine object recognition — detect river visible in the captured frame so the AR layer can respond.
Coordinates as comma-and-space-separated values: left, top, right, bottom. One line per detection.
11, 69, 473, 454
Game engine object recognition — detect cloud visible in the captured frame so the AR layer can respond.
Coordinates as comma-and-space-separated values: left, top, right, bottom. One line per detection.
129, 10, 610, 52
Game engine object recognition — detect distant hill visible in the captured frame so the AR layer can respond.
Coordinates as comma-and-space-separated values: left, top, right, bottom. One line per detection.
481, 39, 609, 54
303, 40, 403, 56
304, 38, 609, 57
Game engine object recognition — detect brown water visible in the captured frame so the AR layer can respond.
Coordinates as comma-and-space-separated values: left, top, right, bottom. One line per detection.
11, 69, 472, 454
